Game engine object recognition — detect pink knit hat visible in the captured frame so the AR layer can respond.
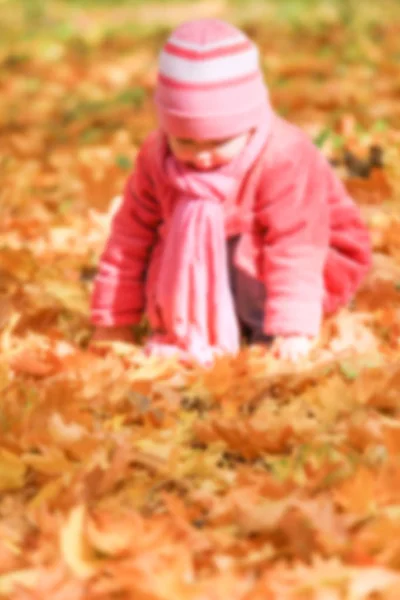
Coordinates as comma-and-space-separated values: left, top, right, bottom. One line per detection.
154, 19, 271, 140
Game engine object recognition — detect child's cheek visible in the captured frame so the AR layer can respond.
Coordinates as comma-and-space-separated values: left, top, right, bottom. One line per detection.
175, 148, 192, 162
215, 147, 235, 166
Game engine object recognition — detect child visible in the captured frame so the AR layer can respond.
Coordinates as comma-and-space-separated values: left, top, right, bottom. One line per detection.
90, 19, 372, 364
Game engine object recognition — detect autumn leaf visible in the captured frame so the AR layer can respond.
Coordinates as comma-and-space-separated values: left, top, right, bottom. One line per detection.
334, 467, 377, 516
48, 412, 87, 445
86, 509, 137, 557
0, 569, 41, 596
59, 505, 101, 579
0, 449, 26, 492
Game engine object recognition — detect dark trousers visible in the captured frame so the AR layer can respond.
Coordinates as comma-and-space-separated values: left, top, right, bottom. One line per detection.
227, 237, 273, 345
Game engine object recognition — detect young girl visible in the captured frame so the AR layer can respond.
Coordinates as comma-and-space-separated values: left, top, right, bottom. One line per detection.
90, 18, 372, 364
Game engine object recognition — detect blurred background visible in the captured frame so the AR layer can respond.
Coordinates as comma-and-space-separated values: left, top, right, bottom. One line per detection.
0, 0, 399, 214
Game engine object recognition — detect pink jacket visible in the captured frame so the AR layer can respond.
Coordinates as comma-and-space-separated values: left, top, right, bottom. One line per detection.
91, 115, 372, 337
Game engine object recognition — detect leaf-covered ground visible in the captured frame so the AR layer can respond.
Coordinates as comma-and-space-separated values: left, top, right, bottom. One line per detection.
1, 1, 400, 598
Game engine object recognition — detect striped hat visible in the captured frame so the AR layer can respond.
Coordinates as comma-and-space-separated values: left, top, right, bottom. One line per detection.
154, 19, 271, 140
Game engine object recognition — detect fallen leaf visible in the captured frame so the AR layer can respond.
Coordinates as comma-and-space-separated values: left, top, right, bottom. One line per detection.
0, 448, 26, 492
59, 505, 101, 579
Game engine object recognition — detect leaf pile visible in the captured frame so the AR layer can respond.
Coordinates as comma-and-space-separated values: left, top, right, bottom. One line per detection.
1, 1, 400, 598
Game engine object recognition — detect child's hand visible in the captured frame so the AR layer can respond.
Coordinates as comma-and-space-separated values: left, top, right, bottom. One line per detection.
271, 335, 315, 362
90, 325, 136, 345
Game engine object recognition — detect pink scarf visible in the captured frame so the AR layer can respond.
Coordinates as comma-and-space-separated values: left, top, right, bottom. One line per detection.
146, 117, 270, 365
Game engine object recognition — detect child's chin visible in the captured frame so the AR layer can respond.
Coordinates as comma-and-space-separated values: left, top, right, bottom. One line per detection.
196, 163, 215, 171
193, 161, 226, 171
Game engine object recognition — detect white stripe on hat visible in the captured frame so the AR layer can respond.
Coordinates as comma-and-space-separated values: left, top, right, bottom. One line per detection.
159, 46, 259, 84
168, 33, 246, 52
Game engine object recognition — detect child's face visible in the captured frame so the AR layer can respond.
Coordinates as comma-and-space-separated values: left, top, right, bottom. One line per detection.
168, 130, 252, 170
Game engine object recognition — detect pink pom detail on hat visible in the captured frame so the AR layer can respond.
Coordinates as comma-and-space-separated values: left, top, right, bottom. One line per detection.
155, 19, 272, 140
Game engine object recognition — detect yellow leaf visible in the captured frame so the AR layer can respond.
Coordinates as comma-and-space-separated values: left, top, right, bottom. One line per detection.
0, 569, 40, 595
60, 505, 101, 579
27, 477, 65, 514
130, 357, 178, 382
349, 566, 400, 599
48, 412, 87, 444
0, 448, 26, 492
0, 311, 20, 353
23, 448, 75, 476
42, 279, 88, 315
86, 511, 135, 557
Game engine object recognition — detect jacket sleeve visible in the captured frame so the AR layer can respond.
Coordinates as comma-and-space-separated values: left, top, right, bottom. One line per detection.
90, 141, 161, 326
256, 139, 330, 337
322, 166, 372, 314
